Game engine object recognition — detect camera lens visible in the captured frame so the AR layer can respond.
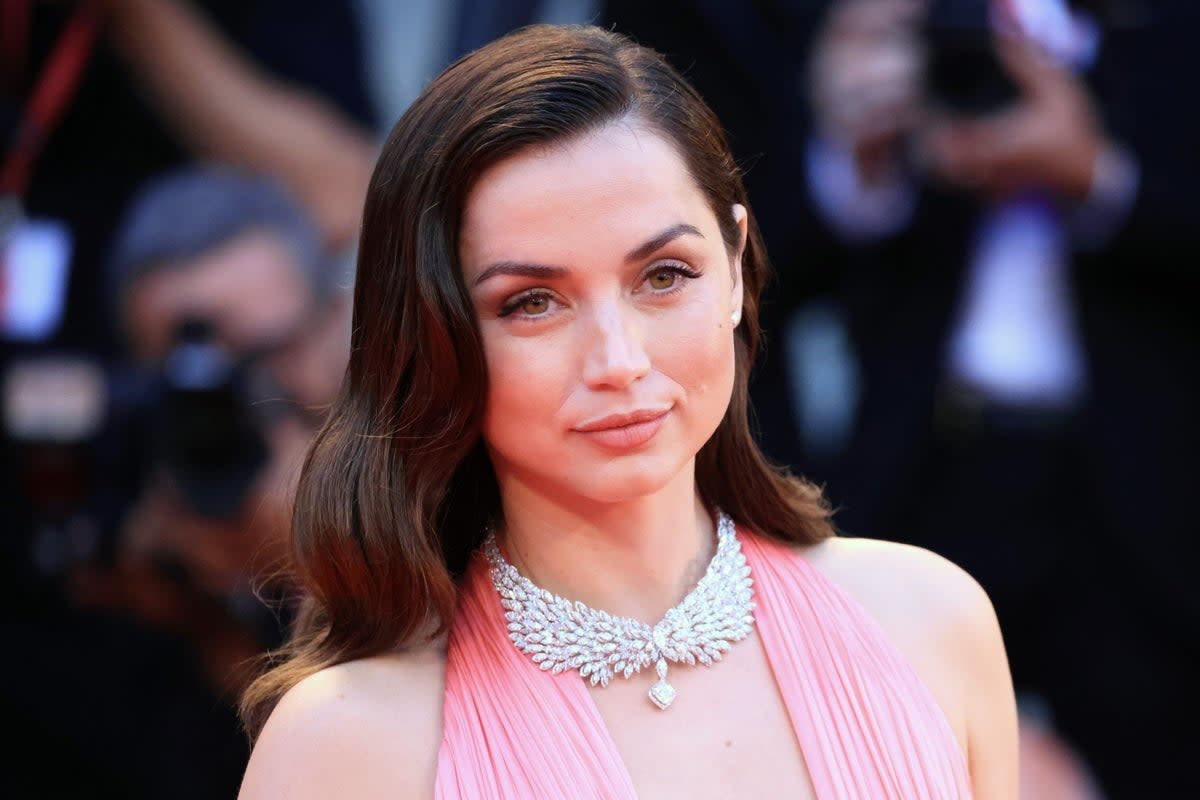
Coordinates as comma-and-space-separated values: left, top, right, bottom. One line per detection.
158, 318, 267, 518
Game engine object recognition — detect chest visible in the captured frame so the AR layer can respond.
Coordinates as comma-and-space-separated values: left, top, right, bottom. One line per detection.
588, 630, 816, 800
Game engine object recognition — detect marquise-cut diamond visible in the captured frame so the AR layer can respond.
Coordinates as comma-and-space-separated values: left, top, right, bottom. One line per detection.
484, 510, 755, 710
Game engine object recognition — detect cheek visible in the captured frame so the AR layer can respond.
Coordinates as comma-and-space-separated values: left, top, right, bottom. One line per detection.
479, 329, 568, 442
651, 293, 737, 403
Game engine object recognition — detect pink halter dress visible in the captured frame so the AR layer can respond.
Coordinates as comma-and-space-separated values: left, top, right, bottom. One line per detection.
436, 529, 973, 798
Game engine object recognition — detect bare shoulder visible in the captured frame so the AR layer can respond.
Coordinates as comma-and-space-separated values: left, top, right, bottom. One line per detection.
798, 535, 995, 636
238, 644, 447, 800
794, 536, 1008, 754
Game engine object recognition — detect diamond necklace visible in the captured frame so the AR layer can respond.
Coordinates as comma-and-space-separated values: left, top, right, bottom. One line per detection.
483, 510, 756, 710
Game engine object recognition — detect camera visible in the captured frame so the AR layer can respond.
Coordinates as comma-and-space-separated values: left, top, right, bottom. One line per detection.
4, 318, 269, 580
153, 317, 269, 519
922, 0, 1021, 114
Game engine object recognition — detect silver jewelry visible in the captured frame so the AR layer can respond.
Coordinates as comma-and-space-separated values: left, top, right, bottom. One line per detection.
483, 511, 755, 710
730, 308, 741, 326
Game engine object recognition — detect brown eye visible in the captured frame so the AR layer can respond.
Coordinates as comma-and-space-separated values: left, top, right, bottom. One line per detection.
520, 295, 551, 315
648, 270, 678, 291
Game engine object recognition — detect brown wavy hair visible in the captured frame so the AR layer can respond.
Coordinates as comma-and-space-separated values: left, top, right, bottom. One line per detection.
239, 23, 834, 739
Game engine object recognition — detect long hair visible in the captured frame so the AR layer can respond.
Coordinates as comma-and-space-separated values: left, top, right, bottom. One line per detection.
239, 24, 834, 739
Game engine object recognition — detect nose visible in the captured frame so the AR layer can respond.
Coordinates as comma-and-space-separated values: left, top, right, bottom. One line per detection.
581, 302, 651, 390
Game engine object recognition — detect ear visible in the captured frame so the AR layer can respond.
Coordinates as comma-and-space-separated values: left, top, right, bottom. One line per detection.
729, 204, 747, 327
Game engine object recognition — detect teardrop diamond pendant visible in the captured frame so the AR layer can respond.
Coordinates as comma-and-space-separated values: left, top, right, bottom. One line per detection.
485, 510, 756, 711
648, 658, 677, 709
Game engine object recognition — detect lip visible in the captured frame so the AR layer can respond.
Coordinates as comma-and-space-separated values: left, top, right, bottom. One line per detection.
574, 406, 671, 432
572, 406, 671, 450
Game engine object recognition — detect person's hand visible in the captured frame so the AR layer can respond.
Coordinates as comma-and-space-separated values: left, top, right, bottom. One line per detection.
112, 477, 275, 598
65, 414, 311, 698
918, 35, 1107, 202
95, 411, 306, 600
808, 0, 927, 183
99, 0, 377, 250
66, 473, 279, 700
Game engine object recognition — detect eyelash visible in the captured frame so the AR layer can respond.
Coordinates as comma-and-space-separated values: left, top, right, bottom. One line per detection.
496, 262, 702, 319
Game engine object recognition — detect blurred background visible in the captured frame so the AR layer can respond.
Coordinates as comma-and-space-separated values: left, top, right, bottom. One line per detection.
2, 1, 1194, 797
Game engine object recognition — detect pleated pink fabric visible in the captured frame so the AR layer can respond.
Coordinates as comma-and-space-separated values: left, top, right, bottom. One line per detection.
435, 529, 973, 799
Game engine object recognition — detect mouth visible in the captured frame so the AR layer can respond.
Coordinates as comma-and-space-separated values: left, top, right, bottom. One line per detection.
572, 406, 672, 450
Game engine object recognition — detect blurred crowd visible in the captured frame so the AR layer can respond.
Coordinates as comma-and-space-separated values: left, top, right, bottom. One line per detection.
2, 1, 1194, 798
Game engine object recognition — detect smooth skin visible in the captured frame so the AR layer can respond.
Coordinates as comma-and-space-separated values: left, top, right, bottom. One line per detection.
240, 121, 1017, 799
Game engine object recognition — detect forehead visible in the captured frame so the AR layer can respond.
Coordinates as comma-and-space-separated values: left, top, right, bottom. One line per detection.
136, 231, 304, 303
125, 231, 310, 354
458, 122, 714, 273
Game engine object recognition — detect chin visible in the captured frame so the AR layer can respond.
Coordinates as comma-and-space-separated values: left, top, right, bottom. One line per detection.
562, 451, 687, 504
496, 448, 686, 507
573, 473, 673, 505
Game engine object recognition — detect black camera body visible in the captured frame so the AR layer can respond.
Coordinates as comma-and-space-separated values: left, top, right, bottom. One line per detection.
152, 317, 268, 519
923, 0, 1021, 114
103, 317, 270, 522
4, 319, 268, 581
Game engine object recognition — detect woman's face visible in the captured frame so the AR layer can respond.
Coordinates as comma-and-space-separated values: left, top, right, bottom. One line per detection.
460, 122, 745, 505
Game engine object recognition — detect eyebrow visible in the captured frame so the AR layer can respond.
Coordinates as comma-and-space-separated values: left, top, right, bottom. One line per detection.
624, 223, 704, 264
470, 223, 705, 287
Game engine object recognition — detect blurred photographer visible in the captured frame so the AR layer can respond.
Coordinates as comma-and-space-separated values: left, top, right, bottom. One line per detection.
802, 1, 1199, 796
68, 166, 350, 702
807, 0, 1123, 215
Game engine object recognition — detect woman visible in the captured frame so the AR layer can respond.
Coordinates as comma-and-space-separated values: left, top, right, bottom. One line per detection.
238, 24, 1017, 799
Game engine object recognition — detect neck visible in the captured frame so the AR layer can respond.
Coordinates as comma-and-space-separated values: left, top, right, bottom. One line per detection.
494, 463, 715, 623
